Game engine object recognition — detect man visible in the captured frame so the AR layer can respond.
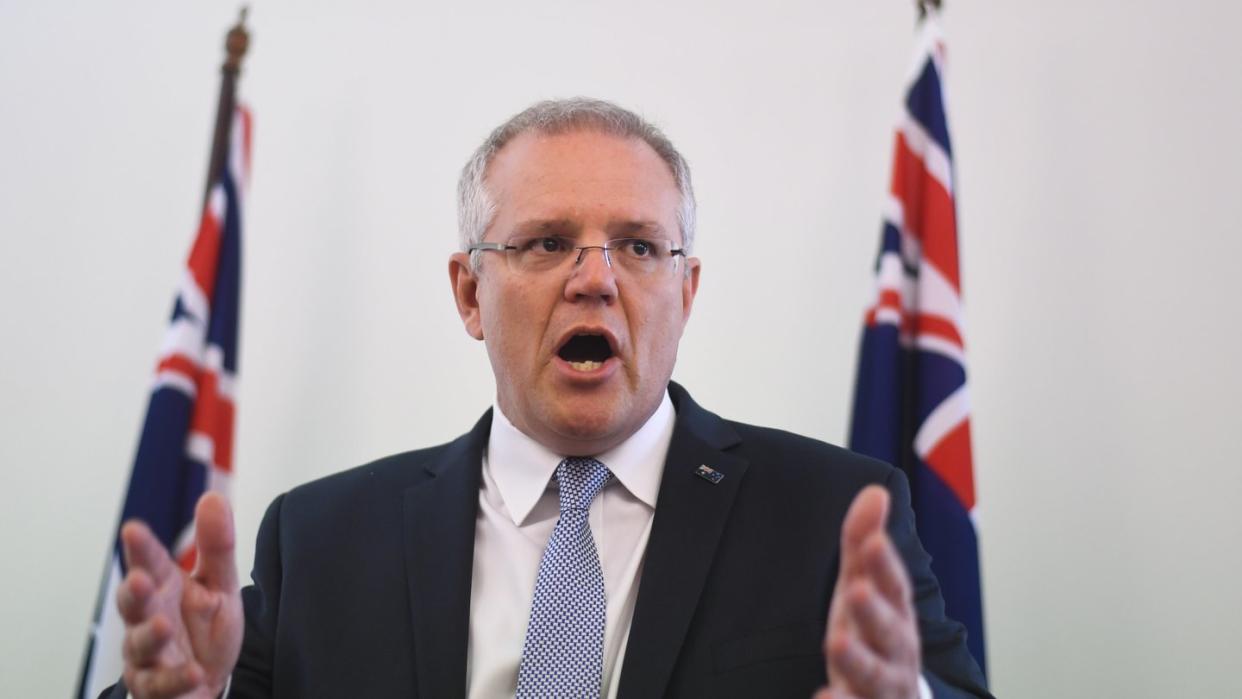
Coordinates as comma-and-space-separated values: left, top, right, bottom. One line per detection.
109, 99, 991, 698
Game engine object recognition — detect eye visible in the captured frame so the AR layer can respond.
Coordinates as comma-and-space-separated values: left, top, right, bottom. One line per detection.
517, 236, 568, 254
624, 239, 654, 257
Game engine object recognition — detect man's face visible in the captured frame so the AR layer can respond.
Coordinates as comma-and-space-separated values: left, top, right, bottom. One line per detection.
449, 129, 700, 456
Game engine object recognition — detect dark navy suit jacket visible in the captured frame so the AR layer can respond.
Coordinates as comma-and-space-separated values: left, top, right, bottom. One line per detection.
106, 382, 990, 698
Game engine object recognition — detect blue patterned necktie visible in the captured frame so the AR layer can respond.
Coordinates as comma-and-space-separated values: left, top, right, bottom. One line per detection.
516, 457, 614, 698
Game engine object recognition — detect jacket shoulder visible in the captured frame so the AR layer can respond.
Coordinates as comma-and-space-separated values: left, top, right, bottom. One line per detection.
278, 431, 470, 515
724, 419, 897, 488
670, 382, 895, 488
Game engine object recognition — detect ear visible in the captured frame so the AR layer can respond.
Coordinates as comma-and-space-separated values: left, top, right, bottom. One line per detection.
680, 256, 702, 322
449, 252, 485, 340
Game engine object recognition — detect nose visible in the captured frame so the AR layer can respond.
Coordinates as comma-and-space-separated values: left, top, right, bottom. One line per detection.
564, 244, 618, 303
574, 245, 612, 268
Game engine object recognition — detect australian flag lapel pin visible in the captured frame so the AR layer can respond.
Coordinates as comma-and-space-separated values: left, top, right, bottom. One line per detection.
695, 464, 724, 484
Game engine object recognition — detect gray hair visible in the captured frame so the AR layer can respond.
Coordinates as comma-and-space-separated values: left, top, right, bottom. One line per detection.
457, 98, 697, 264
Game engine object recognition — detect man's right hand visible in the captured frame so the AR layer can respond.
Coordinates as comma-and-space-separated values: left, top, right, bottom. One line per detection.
116, 492, 243, 698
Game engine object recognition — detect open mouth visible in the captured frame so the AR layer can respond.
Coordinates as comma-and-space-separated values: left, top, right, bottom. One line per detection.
556, 333, 615, 373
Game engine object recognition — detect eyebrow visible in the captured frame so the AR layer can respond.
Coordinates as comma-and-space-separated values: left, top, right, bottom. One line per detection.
509, 219, 667, 239
512, 219, 581, 237
606, 220, 666, 238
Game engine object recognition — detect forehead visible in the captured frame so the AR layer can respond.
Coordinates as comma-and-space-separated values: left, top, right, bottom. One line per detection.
484, 129, 681, 239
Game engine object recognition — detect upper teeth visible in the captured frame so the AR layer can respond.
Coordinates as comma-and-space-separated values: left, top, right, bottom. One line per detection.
569, 360, 602, 372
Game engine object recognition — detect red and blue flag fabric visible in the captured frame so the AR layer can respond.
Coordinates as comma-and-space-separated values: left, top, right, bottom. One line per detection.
848, 13, 986, 674
78, 105, 252, 699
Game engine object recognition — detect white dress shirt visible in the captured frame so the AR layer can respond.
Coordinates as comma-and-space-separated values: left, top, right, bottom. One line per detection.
466, 391, 675, 699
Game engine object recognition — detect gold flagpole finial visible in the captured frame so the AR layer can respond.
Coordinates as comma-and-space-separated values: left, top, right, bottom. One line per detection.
224, 7, 250, 74
204, 7, 250, 204
917, 0, 942, 20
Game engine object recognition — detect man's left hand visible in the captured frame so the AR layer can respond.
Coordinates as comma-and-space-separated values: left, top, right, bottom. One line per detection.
815, 485, 921, 699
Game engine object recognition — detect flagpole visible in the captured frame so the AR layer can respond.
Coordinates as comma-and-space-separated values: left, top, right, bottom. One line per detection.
75, 11, 252, 699
203, 7, 251, 208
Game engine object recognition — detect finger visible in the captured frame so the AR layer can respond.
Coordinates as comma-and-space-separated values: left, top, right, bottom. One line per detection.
121, 520, 175, 584
827, 629, 895, 697
192, 492, 238, 591
859, 531, 913, 613
845, 579, 914, 662
126, 662, 205, 699
116, 568, 157, 625
122, 614, 174, 668
840, 486, 890, 578
825, 564, 860, 660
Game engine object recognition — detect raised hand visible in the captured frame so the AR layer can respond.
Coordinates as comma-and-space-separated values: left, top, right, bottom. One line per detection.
816, 485, 921, 699
115, 492, 243, 698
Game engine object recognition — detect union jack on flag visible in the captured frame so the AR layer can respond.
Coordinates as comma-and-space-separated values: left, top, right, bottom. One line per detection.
77, 105, 252, 699
848, 12, 986, 673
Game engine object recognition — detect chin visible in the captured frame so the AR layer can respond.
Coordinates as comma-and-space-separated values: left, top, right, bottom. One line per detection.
526, 390, 630, 451
549, 400, 626, 440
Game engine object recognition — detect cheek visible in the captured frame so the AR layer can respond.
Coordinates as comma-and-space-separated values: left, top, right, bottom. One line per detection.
633, 292, 687, 362
480, 279, 553, 365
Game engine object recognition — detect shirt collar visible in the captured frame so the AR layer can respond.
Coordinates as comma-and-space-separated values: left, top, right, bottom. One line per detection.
487, 390, 675, 526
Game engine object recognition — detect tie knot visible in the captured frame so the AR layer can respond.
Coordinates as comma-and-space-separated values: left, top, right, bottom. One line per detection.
555, 457, 612, 512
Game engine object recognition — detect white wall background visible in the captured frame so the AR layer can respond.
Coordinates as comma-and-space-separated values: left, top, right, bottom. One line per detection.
2, 1, 1240, 696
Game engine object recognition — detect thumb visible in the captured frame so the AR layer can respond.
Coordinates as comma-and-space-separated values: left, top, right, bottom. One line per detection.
841, 485, 890, 571
193, 491, 238, 591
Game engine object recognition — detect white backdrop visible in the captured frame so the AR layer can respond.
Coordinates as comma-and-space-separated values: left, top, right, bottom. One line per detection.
2, 1, 1240, 696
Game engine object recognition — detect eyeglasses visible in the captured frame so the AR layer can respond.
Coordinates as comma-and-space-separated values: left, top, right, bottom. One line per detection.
469, 236, 686, 277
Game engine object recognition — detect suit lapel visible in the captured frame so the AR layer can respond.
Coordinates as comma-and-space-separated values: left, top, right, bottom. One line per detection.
617, 384, 748, 699
403, 411, 490, 699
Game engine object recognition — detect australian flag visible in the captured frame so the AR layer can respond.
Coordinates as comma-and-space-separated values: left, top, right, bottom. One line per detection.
848, 12, 986, 675
77, 105, 252, 699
